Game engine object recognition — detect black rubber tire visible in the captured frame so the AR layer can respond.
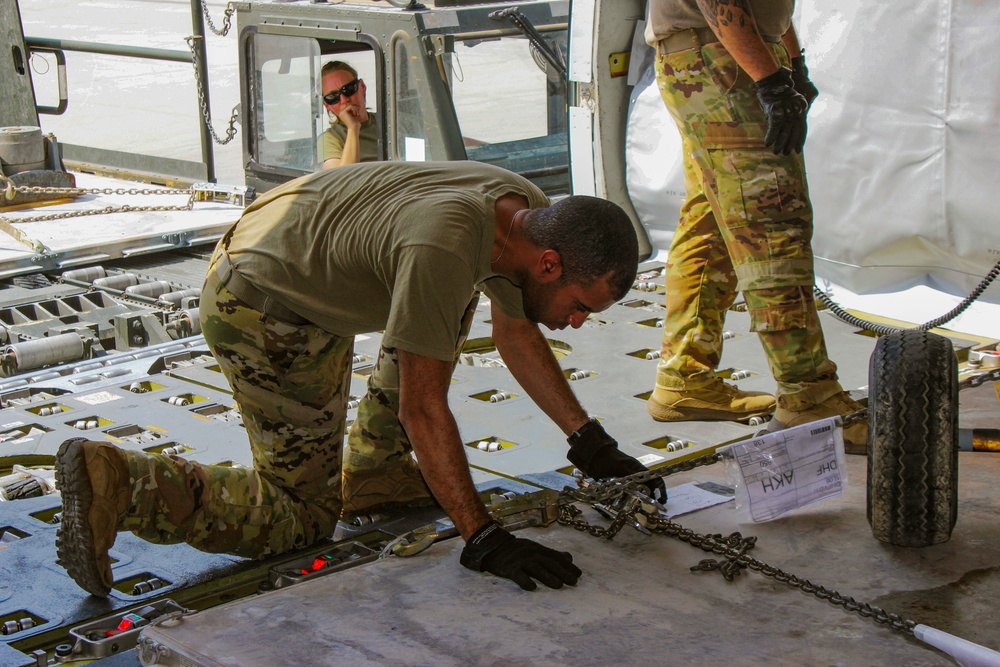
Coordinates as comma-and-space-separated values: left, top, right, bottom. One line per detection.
867, 330, 958, 547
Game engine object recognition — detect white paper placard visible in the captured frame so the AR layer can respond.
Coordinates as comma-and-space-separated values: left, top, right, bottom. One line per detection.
720, 417, 847, 522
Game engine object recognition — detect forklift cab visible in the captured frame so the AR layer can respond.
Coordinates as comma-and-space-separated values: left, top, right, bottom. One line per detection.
238, 1, 570, 197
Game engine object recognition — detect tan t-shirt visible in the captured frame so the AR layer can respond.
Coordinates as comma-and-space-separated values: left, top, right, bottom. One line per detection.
226, 161, 549, 360
645, 0, 793, 45
322, 113, 379, 163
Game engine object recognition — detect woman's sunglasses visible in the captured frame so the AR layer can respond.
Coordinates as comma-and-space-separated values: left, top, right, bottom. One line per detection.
323, 79, 360, 105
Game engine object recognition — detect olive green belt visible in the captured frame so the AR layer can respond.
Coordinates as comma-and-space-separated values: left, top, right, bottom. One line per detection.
214, 250, 309, 326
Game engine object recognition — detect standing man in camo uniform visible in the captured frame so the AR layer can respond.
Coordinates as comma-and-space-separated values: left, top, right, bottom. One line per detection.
643, 0, 867, 451
54, 160, 665, 597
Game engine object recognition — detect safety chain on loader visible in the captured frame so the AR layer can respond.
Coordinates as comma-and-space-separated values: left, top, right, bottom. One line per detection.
185, 36, 240, 146
199, 0, 235, 37
555, 456, 919, 634
182, 1, 240, 146
0, 178, 197, 253
0, 177, 253, 253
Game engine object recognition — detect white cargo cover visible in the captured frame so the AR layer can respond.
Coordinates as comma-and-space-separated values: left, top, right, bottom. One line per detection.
626, 0, 1000, 303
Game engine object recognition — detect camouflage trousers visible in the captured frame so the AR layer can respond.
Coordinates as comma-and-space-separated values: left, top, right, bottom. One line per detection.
118, 247, 479, 558
652, 37, 839, 400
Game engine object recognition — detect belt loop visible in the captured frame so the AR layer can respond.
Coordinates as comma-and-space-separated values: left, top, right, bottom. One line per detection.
691, 27, 703, 51
259, 295, 271, 324
216, 252, 232, 295
217, 267, 231, 295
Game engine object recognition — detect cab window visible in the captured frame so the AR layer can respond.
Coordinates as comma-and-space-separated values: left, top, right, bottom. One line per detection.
247, 33, 380, 176
445, 30, 569, 195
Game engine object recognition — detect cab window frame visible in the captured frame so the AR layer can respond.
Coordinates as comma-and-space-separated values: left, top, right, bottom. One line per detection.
240, 26, 385, 186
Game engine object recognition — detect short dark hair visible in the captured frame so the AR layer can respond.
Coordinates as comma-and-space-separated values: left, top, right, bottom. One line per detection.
521, 196, 638, 300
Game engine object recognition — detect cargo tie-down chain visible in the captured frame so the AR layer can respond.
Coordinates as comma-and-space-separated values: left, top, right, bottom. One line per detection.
0, 175, 196, 254
843, 368, 1000, 428
555, 453, 919, 634
838, 365, 1000, 429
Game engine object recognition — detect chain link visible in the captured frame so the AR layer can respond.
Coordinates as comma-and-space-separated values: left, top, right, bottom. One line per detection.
557, 462, 919, 635
641, 512, 918, 633
559, 452, 723, 508
185, 36, 240, 146
960, 366, 1000, 390
1, 198, 196, 226
0, 179, 198, 252
200, 0, 235, 37
8, 185, 191, 198
836, 365, 1000, 428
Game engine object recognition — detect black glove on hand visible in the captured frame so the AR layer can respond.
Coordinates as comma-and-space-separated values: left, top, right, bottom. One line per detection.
754, 67, 808, 156
790, 51, 819, 109
460, 521, 582, 591
566, 418, 667, 504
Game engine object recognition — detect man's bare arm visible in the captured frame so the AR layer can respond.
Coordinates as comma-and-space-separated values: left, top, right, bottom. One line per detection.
695, 0, 779, 80
491, 304, 589, 435
397, 349, 490, 540
780, 23, 801, 56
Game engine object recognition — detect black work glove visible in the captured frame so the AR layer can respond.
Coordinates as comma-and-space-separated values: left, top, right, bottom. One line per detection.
753, 67, 809, 156
790, 51, 819, 110
566, 418, 668, 504
460, 521, 582, 591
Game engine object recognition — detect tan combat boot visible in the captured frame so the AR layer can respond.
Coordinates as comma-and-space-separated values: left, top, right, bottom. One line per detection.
340, 457, 438, 521
770, 382, 869, 455
646, 377, 776, 422
55, 438, 132, 597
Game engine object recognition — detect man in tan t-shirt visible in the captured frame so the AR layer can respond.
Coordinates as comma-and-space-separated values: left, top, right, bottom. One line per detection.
54, 160, 666, 597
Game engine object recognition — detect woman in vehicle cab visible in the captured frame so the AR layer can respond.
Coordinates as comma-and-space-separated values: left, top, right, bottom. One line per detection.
321, 60, 378, 169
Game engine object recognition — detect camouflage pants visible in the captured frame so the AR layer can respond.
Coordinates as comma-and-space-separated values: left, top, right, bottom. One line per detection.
652, 37, 839, 399
119, 247, 479, 558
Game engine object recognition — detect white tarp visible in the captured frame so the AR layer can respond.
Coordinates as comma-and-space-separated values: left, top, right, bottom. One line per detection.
626, 0, 1000, 304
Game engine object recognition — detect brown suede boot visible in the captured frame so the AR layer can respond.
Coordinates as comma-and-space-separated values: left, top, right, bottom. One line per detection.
55, 438, 131, 596
646, 378, 776, 422
770, 384, 869, 455
341, 457, 438, 521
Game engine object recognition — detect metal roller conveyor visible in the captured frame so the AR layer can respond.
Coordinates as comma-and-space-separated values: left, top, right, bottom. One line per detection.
157, 288, 201, 307
124, 280, 173, 298
0, 332, 85, 375
92, 273, 139, 290
61, 266, 107, 283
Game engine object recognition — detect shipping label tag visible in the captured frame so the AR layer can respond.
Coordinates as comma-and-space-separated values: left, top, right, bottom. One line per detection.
721, 417, 846, 522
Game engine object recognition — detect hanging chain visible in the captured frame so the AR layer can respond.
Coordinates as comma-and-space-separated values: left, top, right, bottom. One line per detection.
185, 36, 240, 146
555, 457, 919, 635
186, 0, 239, 146
200, 0, 235, 37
